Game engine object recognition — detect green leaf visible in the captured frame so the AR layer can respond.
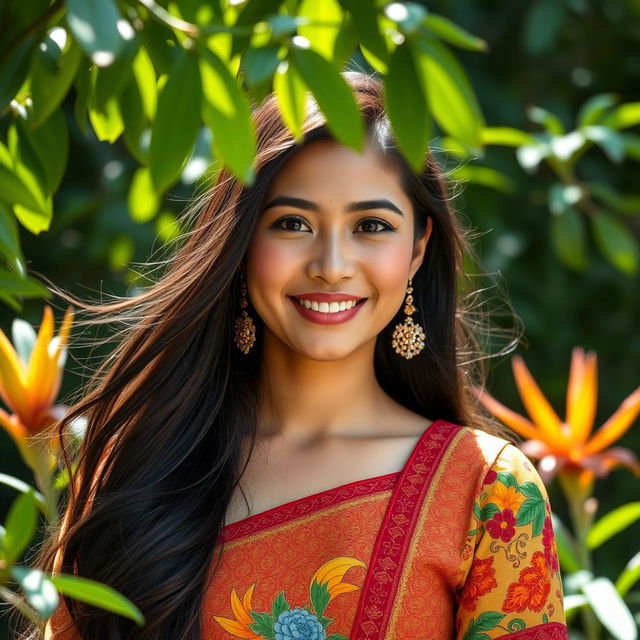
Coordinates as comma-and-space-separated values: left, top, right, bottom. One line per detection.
119, 77, 149, 165
30, 29, 82, 128
621, 132, 640, 160
298, 0, 343, 60
66, 0, 131, 67
0, 473, 47, 515
591, 210, 639, 274
479, 503, 500, 521
421, 13, 488, 51
550, 205, 588, 272
19, 108, 69, 194
3, 489, 38, 564
11, 567, 59, 618
128, 167, 160, 223
0, 35, 38, 116
132, 48, 158, 121
588, 182, 640, 216
93, 36, 140, 111
331, 15, 358, 66
289, 46, 364, 151
13, 197, 53, 235
385, 41, 431, 173
450, 165, 514, 193
482, 127, 537, 147
527, 105, 564, 135
309, 579, 330, 617
577, 93, 619, 128
551, 512, 582, 573
273, 59, 306, 142
581, 125, 626, 164
338, 0, 388, 62
587, 502, 640, 550
600, 102, 640, 130
0, 268, 51, 297
241, 45, 282, 87
199, 47, 255, 184
496, 471, 518, 488
516, 497, 546, 536
271, 590, 289, 619
89, 93, 124, 143
412, 36, 484, 152
384, 3, 427, 36
0, 143, 47, 215
150, 49, 202, 192
73, 64, 91, 133
50, 573, 145, 625
53, 461, 78, 491
616, 551, 640, 597
0, 203, 26, 276
518, 482, 544, 502
581, 577, 637, 640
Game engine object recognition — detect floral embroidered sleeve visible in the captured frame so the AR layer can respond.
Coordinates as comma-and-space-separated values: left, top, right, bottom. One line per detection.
454, 443, 568, 640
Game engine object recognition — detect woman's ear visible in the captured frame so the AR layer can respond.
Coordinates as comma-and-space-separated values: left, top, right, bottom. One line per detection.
409, 216, 433, 280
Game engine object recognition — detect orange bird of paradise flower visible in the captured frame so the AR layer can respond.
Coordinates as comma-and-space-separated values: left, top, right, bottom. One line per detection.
473, 346, 640, 486
0, 305, 73, 472
213, 584, 262, 639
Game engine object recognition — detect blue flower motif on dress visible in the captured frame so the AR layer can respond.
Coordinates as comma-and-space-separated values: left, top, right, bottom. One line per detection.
274, 607, 326, 640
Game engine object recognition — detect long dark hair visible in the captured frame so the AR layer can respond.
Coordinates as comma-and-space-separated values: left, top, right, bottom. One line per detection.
18, 71, 520, 639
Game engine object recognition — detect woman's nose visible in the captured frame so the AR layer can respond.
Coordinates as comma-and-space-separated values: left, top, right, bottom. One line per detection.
307, 231, 355, 283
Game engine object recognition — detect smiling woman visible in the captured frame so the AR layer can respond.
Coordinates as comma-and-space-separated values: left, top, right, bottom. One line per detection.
28, 72, 567, 640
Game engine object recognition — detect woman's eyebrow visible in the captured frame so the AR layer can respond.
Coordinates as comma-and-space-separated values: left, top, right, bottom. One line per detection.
261, 195, 405, 217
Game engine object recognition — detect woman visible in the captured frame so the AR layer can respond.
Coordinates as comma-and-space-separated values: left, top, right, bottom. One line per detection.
38, 71, 567, 640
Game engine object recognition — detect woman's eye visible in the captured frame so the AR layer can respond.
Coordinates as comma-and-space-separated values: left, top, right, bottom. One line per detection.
355, 218, 394, 233
270, 215, 394, 234
270, 216, 311, 232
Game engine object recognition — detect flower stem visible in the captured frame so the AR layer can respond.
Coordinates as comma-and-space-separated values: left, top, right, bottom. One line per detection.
558, 471, 600, 640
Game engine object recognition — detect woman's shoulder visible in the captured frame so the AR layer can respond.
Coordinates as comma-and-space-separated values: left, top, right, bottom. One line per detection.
449, 423, 547, 497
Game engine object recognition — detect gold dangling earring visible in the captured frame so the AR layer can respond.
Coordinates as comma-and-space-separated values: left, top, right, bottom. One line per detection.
234, 272, 256, 354
391, 278, 426, 359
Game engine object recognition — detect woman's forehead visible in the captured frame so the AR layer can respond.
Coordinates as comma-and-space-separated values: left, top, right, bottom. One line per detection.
264, 139, 409, 207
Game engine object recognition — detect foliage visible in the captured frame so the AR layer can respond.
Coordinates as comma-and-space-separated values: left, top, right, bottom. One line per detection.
0, 0, 492, 310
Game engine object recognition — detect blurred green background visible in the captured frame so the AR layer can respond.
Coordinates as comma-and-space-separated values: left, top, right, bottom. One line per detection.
1, 1, 639, 637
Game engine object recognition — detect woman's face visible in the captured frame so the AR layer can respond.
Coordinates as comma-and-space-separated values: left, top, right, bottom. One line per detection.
244, 138, 432, 361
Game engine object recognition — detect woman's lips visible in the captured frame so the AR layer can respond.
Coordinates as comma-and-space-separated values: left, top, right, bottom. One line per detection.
288, 296, 367, 325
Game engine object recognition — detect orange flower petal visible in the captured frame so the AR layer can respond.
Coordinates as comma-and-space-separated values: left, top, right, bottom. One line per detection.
241, 583, 255, 613
230, 588, 253, 626
26, 306, 56, 419
0, 327, 31, 421
512, 356, 568, 445
566, 348, 598, 446
328, 582, 359, 597
583, 387, 640, 456
212, 615, 259, 638
473, 386, 542, 442
0, 407, 27, 443
46, 306, 74, 406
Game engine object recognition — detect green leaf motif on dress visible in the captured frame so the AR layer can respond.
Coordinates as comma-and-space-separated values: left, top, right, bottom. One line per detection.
463, 611, 505, 640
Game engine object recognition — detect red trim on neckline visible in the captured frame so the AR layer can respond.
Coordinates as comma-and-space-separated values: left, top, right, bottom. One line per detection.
217, 419, 445, 544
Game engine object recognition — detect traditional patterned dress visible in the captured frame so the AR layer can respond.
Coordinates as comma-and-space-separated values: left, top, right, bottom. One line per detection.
49, 420, 568, 640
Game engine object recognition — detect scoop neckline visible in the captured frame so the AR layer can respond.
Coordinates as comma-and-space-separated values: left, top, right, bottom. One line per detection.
217, 418, 445, 543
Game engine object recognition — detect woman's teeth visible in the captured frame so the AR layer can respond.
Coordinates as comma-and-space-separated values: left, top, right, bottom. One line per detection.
294, 298, 361, 313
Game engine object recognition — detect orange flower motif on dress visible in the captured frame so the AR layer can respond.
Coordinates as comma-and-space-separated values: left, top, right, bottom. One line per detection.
502, 551, 551, 613
212, 556, 366, 639
491, 483, 526, 513
461, 555, 497, 611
